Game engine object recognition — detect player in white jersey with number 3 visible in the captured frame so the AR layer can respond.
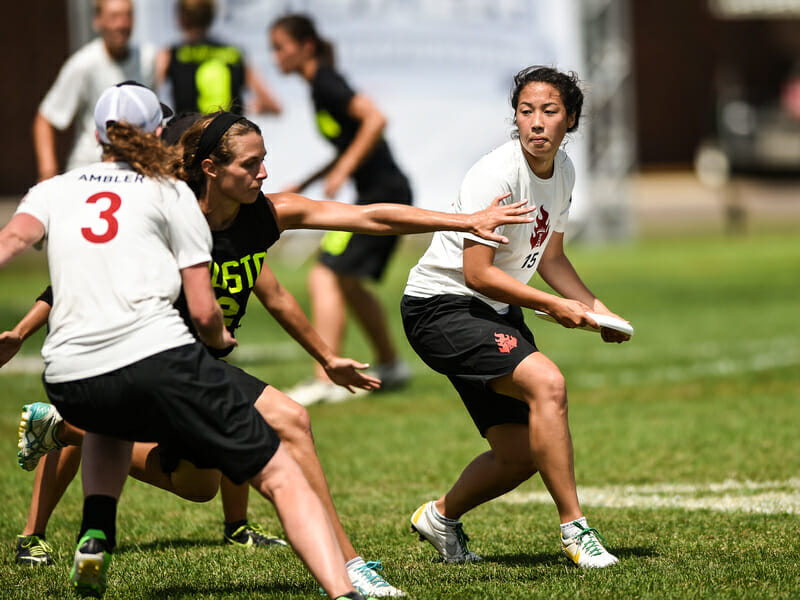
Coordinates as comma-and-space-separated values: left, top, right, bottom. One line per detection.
403, 66, 630, 570
0, 82, 373, 600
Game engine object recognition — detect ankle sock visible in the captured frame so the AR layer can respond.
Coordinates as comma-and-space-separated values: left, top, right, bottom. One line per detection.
560, 516, 589, 539
224, 519, 248, 537
80, 495, 117, 549
430, 502, 459, 525
345, 556, 365, 570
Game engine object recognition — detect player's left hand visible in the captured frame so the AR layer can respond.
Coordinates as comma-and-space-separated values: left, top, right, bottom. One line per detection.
469, 193, 535, 244
323, 170, 347, 198
325, 357, 382, 392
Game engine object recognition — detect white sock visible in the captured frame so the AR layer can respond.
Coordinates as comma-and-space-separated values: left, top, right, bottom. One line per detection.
560, 516, 589, 539
430, 502, 459, 525
346, 556, 365, 570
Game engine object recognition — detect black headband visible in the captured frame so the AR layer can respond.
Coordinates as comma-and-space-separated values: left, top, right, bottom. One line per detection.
192, 112, 245, 167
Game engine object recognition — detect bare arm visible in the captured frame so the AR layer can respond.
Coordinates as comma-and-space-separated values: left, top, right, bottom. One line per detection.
154, 47, 171, 88
463, 233, 629, 341
536, 233, 629, 342
32, 112, 59, 181
180, 263, 236, 350
322, 93, 386, 198
244, 63, 282, 115
251, 265, 379, 392
0, 299, 51, 367
271, 192, 533, 244
0, 213, 46, 269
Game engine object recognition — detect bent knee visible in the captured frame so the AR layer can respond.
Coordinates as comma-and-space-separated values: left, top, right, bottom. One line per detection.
277, 399, 313, 442
171, 462, 220, 502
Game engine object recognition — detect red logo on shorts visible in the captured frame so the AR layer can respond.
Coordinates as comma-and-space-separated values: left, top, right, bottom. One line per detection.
494, 333, 518, 354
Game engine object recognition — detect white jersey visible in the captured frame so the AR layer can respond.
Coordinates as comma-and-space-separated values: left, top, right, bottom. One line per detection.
15, 162, 212, 383
405, 140, 574, 313
38, 38, 157, 171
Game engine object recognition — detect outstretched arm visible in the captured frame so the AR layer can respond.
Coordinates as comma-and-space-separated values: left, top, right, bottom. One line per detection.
0, 296, 51, 367
271, 192, 534, 244
251, 264, 380, 392
245, 63, 282, 115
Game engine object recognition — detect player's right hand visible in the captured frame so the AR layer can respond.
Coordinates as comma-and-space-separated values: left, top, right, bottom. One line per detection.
0, 331, 24, 367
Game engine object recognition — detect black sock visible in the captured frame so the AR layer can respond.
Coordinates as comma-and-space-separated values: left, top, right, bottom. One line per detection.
79, 495, 118, 550
224, 519, 248, 536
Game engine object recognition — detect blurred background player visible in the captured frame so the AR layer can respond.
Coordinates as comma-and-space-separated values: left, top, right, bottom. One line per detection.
156, 0, 281, 116
32, 0, 156, 181
270, 14, 414, 405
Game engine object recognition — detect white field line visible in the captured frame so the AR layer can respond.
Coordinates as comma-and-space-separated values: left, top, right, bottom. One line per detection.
572, 336, 800, 388
500, 478, 800, 515
0, 342, 303, 376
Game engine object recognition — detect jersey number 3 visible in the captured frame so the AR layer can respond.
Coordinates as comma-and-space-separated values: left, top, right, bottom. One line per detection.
81, 191, 121, 243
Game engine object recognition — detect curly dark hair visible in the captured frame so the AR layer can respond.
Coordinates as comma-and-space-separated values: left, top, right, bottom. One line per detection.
510, 66, 583, 136
101, 122, 179, 179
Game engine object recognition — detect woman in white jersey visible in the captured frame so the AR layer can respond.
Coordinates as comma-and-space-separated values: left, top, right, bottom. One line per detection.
402, 66, 630, 569
0, 82, 372, 600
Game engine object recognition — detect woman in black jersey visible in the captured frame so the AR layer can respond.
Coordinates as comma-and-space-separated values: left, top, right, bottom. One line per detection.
269, 14, 416, 404
6, 111, 532, 597
155, 0, 281, 116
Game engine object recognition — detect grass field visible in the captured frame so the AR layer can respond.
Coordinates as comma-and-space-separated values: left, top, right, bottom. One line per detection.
1, 230, 799, 599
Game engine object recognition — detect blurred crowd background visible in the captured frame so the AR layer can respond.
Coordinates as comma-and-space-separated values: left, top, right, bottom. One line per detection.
3, 0, 800, 241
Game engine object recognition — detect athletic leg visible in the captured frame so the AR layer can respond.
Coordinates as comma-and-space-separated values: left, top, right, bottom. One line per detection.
249, 443, 353, 599
254, 386, 357, 559
434, 424, 537, 520
71, 433, 133, 597
127, 441, 220, 502
490, 352, 581, 522
308, 262, 347, 382
338, 274, 397, 366
410, 425, 536, 564
22, 445, 83, 536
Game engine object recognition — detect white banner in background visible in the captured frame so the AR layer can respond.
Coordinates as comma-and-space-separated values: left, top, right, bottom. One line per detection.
133, 0, 589, 219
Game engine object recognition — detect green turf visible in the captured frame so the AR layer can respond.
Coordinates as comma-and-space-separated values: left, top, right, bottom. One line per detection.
1, 231, 798, 598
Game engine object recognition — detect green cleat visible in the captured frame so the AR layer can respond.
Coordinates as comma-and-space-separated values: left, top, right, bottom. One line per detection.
15, 534, 55, 566
70, 529, 111, 598
223, 521, 287, 548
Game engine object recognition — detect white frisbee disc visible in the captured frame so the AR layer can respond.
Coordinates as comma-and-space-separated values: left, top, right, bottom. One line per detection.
534, 310, 634, 336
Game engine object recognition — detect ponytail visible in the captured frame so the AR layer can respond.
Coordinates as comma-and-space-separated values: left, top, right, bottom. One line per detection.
102, 123, 180, 179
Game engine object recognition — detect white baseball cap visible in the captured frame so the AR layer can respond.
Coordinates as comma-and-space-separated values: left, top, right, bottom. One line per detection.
94, 81, 173, 144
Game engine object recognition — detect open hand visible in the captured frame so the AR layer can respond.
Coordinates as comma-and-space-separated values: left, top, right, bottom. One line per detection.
468, 193, 535, 244
324, 357, 382, 393
0, 330, 23, 367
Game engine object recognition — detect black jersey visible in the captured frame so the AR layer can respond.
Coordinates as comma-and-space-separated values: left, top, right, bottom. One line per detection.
311, 65, 409, 196
167, 39, 246, 114
175, 192, 281, 357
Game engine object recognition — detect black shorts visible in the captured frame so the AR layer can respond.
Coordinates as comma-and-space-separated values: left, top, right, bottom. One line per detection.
157, 360, 269, 474
401, 294, 537, 436
44, 343, 279, 485
318, 182, 412, 280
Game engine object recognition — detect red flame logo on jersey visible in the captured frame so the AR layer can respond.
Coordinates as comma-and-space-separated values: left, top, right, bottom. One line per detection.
529, 206, 550, 248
